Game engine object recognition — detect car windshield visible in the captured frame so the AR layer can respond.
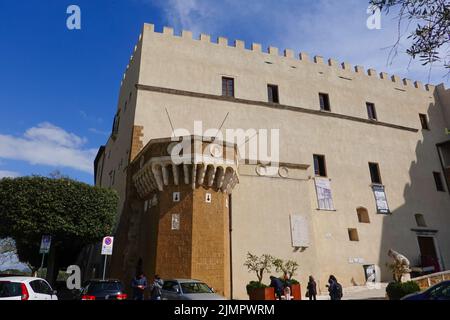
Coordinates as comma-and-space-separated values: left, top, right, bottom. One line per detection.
180, 282, 212, 294
0, 281, 21, 298
87, 282, 122, 293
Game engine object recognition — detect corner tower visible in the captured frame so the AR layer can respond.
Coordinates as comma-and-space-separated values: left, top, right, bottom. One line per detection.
110, 136, 239, 298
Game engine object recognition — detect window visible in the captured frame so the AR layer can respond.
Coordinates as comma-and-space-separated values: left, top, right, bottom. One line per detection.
267, 84, 279, 103
319, 93, 330, 111
348, 228, 359, 241
313, 154, 327, 177
357, 207, 370, 223
30, 280, 53, 295
366, 102, 377, 120
433, 171, 445, 192
222, 77, 234, 97
415, 214, 427, 227
369, 162, 382, 184
419, 114, 429, 130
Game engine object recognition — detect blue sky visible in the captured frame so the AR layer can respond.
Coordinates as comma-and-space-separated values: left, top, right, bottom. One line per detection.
0, 0, 448, 185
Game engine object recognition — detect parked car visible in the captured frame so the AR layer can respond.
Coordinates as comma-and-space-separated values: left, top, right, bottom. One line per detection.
54, 280, 81, 300
0, 277, 58, 300
401, 280, 450, 300
161, 279, 226, 300
80, 279, 127, 300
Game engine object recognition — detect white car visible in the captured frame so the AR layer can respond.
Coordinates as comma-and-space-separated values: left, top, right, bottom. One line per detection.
0, 277, 58, 300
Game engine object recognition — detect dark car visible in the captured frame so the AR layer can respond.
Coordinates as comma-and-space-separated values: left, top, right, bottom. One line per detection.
401, 280, 450, 300
80, 279, 127, 300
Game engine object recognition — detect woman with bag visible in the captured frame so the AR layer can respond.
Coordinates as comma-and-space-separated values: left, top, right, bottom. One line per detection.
306, 275, 317, 300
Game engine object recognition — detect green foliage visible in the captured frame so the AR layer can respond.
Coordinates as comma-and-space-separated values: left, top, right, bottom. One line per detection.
386, 281, 421, 300
369, 0, 450, 69
246, 281, 268, 295
0, 176, 118, 270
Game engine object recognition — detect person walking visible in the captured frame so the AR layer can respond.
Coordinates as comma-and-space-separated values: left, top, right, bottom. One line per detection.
306, 276, 317, 300
131, 272, 148, 300
270, 276, 284, 300
150, 274, 164, 300
327, 275, 343, 300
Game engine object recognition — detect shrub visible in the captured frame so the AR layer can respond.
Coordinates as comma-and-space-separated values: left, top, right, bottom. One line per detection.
246, 281, 268, 295
386, 281, 420, 300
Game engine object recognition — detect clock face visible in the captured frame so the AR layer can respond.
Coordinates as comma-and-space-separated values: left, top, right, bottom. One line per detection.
255, 165, 267, 176
278, 166, 289, 178
209, 143, 222, 158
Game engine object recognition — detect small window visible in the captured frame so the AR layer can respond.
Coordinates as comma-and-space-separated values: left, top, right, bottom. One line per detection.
222, 77, 234, 97
319, 93, 330, 111
419, 114, 429, 130
313, 154, 327, 177
357, 207, 370, 223
369, 162, 382, 184
433, 171, 445, 192
348, 228, 359, 241
267, 84, 279, 103
415, 214, 427, 227
366, 102, 377, 120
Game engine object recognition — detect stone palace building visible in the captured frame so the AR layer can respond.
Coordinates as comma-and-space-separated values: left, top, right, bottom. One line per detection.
90, 23, 450, 299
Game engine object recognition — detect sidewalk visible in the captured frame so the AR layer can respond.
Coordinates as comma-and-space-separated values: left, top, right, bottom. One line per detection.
315, 283, 388, 300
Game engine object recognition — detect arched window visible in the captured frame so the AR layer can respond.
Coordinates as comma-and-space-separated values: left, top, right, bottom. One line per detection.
357, 207, 370, 223
415, 214, 427, 227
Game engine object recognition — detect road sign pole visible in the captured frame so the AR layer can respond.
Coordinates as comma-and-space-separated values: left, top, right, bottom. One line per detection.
102, 255, 107, 280
39, 253, 45, 277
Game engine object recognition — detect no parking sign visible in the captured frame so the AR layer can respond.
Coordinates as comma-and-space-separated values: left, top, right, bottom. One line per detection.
101, 236, 114, 255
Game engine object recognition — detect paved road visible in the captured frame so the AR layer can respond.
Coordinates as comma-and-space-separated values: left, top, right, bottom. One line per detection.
315, 283, 388, 300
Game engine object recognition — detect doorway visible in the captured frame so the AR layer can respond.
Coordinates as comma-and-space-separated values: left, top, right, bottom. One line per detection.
417, 236, 441, 272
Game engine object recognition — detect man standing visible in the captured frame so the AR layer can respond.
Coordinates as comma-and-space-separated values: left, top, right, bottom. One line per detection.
269, 276, 284, 300
131, 272, 148, 300
150, 275, 164, 300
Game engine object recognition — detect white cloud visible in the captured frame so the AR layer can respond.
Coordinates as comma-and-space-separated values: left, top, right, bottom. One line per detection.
153, 0, 448, 85
0, 170, 20, 179
0, 123, 96, 174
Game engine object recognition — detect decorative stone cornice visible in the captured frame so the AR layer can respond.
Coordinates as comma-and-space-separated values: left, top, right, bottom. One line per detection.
131, 137, 239, 198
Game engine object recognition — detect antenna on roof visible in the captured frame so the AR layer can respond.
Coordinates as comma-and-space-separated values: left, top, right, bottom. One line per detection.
212, 112, 230, 142
165, 107, 176, 137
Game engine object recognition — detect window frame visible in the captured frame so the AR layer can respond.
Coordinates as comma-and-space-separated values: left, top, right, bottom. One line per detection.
369, 162, 382, 185
433, 171, 445, 192
366, 102, 377, 121
313, 154, 327, 177
222, 77, 235, 97
267, 84, 280, 104
319, 93, 331, 111
419, 113, 429, 130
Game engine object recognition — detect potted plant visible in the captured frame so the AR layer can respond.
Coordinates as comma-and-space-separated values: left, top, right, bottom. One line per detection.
273, 258, 301, 300
244, 252, 275, 300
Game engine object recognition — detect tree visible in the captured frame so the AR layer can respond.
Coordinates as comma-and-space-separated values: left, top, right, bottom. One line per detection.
370, 0, 450, 70
272, 258, 299, 280
243, 252, 274, 284
0, 238, 17, 267
0, 176, 118, 282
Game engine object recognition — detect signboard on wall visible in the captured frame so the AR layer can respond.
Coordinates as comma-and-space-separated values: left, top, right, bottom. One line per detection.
290, 215, 310, 248
372, 185, 390, 214
314, 178, 335, 210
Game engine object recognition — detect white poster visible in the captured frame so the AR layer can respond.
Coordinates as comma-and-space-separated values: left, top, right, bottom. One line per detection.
290, 215, 310, 248
171, 214, 180, 230
372, 185, 390, 214
314, 178, 335, 210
